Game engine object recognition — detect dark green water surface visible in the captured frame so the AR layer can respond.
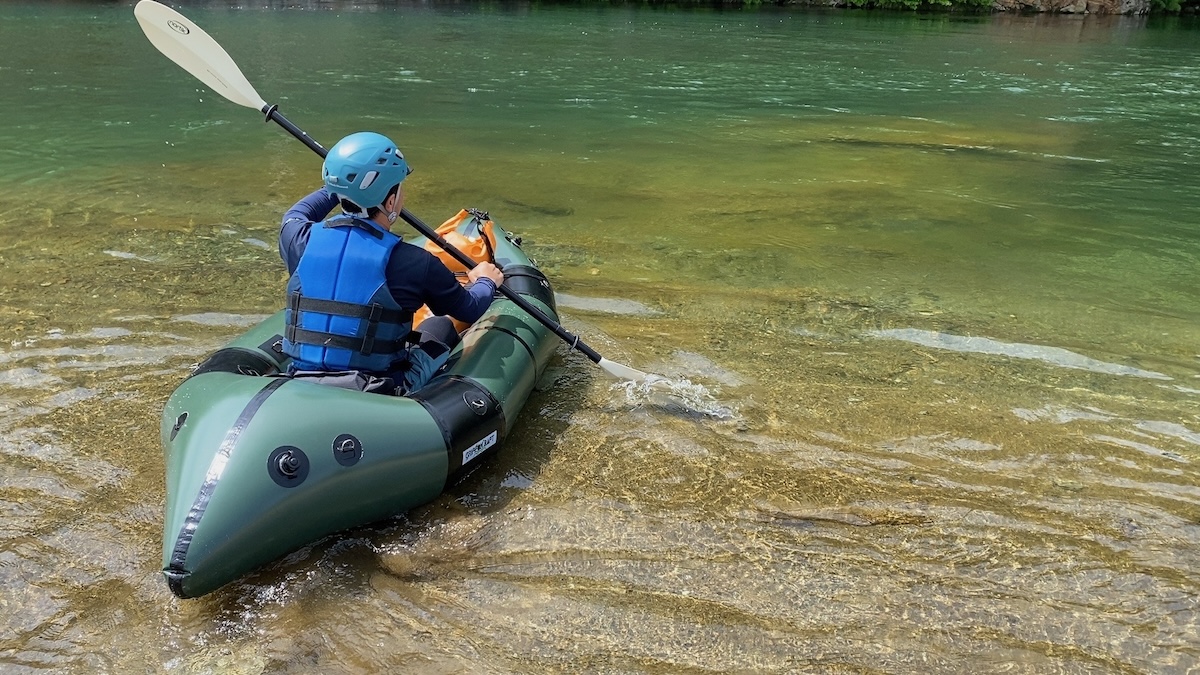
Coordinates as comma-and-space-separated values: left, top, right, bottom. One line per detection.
1, 3, 1198, 673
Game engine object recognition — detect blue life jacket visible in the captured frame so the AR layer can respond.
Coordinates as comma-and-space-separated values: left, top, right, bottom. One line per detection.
283, 215, 414, 372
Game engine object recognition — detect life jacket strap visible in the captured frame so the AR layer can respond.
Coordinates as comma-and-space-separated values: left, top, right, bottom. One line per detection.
288, 293, 409, 324
285, 292, 415, 356
284, 327, 407, 356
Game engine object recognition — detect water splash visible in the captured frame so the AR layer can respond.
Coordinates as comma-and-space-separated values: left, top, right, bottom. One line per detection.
612, 375, 737, 420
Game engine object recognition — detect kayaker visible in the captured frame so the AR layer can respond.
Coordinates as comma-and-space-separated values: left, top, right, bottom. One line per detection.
278, 131, 504, 394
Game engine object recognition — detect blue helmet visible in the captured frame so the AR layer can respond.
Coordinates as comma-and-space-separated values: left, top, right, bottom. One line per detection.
322, 132, 412, 211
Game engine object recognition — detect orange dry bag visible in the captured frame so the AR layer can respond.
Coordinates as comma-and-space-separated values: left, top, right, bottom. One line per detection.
412, 209, 500, 334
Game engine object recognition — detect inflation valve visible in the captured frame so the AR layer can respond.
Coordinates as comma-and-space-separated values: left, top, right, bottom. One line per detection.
268, 445, 309, 487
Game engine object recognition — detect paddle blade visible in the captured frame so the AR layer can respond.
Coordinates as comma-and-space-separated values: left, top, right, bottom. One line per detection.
597, 357, 653, 383
134, 0, 267, 112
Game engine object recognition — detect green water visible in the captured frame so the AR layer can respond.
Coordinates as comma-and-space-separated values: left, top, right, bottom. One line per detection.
1, 2, 1198, 673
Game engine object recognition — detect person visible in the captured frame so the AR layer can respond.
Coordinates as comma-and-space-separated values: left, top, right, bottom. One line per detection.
278, 131, 504, 394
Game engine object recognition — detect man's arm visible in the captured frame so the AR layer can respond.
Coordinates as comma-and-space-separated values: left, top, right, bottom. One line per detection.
279, 187, 340, 274
420, 257, 497, 325
444, 279, 497, 324
384, 248, 497, 324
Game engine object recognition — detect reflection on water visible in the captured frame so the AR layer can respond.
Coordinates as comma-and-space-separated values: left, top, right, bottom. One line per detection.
172, 312, 272, 328
554, 292, 662, 317
870, 327, 1172, 379
1, 3, 1199, 673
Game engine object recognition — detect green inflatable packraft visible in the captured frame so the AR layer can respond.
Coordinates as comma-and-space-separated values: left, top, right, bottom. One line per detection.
159, 211, 557, 598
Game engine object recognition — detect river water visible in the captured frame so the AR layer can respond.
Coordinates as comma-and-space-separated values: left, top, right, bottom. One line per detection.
2, 2, 1198, 672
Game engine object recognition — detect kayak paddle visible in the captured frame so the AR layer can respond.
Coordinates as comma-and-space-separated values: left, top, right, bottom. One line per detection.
133, 0, 660, 385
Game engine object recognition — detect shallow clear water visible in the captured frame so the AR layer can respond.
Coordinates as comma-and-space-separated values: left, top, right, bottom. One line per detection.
1, 2, 1198, 672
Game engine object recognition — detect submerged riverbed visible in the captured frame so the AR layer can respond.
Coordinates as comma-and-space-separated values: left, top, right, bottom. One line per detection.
1, 3, 1198, 672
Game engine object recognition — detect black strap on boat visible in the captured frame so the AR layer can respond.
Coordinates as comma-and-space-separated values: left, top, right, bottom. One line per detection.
190, 347, 281, 378
409, 375, 506, 479
497, 265, 555, 310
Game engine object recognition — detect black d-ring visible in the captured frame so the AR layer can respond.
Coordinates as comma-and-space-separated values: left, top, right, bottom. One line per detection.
332, 433, 363, 467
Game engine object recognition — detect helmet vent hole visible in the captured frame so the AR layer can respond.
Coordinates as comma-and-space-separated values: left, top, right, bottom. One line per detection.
359, 171, 378, 190
346, 172, 357, 182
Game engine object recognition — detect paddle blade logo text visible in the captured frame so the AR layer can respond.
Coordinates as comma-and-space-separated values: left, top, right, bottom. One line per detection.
167, 19, 189, 35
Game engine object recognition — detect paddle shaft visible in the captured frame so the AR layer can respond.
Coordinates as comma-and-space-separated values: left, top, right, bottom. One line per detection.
262, 105, 605, 365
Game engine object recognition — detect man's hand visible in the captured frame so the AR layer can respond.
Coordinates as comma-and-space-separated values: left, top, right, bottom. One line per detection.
468, 261, 504, 287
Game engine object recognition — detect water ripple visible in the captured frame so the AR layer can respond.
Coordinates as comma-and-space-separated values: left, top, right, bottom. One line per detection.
871, 328, 1171, 380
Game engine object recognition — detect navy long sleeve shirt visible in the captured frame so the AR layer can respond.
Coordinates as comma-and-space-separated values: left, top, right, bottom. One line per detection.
279, 188, 496, 323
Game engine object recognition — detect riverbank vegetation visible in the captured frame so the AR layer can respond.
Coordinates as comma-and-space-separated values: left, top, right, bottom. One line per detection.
548, 0, 1199, 13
